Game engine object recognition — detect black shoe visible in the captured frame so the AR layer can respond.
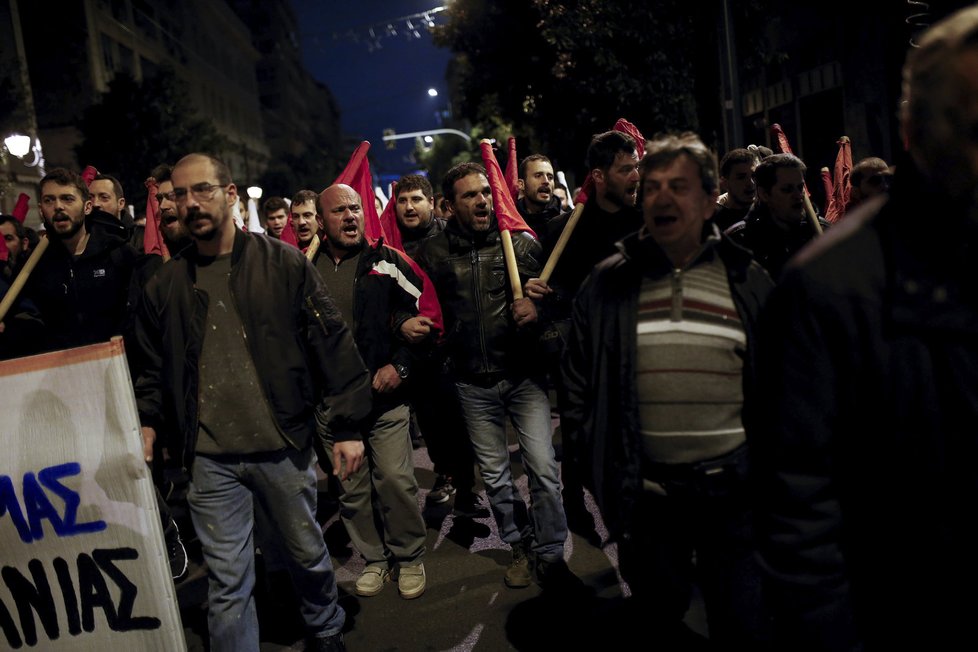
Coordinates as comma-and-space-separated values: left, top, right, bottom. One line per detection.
306, 632, 345, 652
164, 519, 188, 581
534, 557, 590, 594
452, 491, 490, 518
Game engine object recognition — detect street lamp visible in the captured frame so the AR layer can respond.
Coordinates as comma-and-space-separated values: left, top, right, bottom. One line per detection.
246, 186, 263, 200
427, 88, 438, 97
4, 134, 31, 158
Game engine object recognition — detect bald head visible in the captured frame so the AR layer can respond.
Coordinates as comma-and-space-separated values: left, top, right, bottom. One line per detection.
320, 184, 364, 253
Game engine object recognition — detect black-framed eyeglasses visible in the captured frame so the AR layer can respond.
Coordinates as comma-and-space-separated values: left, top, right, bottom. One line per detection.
168, 182, 227, 203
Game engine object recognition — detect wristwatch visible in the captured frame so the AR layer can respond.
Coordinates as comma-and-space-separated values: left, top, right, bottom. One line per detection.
394, 363, 409, 379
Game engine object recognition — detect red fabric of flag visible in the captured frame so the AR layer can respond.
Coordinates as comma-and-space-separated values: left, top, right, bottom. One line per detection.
12, 194, 29, 223
825, 137, 852, 223
81, 165, 98, 187
280, 214, 299, 247
770, 124, 811, 196
479, 140, 537, 239
143, 177, 169, 258
379, 182, 403, 251
333, 141, 386, 242
504, 136, 519, 201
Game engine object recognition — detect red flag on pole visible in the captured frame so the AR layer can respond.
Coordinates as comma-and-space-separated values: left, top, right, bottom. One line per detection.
770, 123, 823, 235
820, 167, 833, 208
143, 177, 170, 259
379, 182, 403, 252
12, 194, 29, 223
279, 214, 299, 247
81, 165, 98, 188
479, 140, 537, 239
333, 141, 388, 243
824, 136, 852, 223
504, 136, 519, 201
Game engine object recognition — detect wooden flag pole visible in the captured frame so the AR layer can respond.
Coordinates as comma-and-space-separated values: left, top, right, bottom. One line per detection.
0, 235, 50, 323
539, 202, 584, 284
500, 229, 523, 300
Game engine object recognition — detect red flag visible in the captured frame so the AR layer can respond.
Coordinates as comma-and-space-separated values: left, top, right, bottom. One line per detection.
143, 177, 170, 258
480, 140, 537, 238
824, 136, 852, 223
12, 194, 29, 223
504, 136, 519, 201
574, 117, 647, 205
280, 214, 299, 247
333, 141, 387, 242
379, 182, 403, 251
81, 165, 98, 188
820, 167, 833, 208
770, 123, 812, 196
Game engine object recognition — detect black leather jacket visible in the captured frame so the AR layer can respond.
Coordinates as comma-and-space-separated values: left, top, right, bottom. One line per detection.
413, 217, 543, 384
134, 229, 372, 470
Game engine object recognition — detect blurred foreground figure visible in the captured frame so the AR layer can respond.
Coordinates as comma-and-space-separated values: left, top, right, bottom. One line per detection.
754, 7, 978, 651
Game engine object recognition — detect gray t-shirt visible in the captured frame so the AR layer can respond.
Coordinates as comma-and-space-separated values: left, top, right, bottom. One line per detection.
194, 253, 285, 455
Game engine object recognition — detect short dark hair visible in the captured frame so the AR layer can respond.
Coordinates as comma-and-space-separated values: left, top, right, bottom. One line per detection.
150, 163, 172, 184
586, 131, 638, 172
753, 153, 806, 192
0, 214, 25, 240
442, 162, 487, 201
395, 174, 433, 198
518, 154, 552, 181
638, 132, 718, 202
850, 157, 889, 186
292, 189, 319, 210
92, 173, 124, 199
174, 153, 232, 186
262, 196, 289, 217
39, 168, 89, 202
718, 148, 755, 178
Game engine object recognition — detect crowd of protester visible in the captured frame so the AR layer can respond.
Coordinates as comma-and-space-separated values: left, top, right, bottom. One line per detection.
2, 7, 978, 651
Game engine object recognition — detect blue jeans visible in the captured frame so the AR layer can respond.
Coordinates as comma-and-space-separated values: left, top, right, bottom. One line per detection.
456, 376, 567, 560
188, 447, 344, 652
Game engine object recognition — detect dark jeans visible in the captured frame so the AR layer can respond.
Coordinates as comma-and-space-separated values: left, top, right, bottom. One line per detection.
409, 359, 475, 491
618, 482, 771, 649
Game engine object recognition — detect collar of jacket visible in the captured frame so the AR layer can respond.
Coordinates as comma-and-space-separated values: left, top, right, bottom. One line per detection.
617, 222, 752, 278
445, 216, 500, 252
880, 158, 978, 334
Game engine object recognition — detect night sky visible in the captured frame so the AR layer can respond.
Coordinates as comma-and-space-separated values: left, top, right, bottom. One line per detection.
291, 0, 453, 185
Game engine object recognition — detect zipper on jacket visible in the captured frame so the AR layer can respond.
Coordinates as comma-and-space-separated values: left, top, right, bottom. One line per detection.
471, 248, 490, 369
670, 268, 683, 322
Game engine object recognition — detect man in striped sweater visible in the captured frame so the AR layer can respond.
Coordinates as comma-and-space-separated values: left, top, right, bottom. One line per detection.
562, 132, 774, 648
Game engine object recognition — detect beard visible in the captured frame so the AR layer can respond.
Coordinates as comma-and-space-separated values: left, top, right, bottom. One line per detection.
46, 215, 85, 240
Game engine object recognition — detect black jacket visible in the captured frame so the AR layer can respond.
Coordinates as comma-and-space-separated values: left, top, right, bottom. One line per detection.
399, 216, 447, 259
312, 238, 429, 411
725, 203, 829, 280
561, 226, 773, 542
413, 216, 543, 383
516, 195, 563, 236
753, 160, 978, 651
134, 229, 372, 470
25, 211, 141, 352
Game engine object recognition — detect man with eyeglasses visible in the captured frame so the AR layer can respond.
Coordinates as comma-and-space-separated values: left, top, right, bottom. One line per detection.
133, 153, 371, 652
23, 167, 141, 353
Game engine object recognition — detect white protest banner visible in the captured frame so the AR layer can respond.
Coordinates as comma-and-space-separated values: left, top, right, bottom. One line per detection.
0, 338, 186, 651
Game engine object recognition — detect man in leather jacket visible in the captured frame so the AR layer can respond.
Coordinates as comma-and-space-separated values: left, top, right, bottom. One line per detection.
413, 162, 573, 590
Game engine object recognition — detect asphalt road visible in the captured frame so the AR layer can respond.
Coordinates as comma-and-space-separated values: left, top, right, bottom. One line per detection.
174, 426, 708, 651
